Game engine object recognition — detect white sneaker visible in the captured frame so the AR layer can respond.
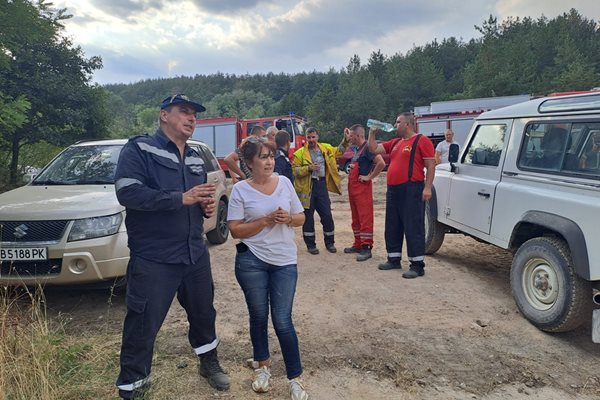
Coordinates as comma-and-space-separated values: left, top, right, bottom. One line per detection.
252, 366, 271, 393
289, 377, 308, 400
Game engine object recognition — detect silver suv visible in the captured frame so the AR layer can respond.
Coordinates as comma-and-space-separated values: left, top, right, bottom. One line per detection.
0, 139, 229, 286
426, 92, 600, 335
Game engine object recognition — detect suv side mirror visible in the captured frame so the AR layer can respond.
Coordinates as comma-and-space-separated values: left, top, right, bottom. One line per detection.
448, 143, 459, 163
449, 143, 459, 173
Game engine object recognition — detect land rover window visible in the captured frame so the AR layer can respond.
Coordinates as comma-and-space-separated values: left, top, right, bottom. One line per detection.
577, 125, 600, 177
518, 123, 571, 170
463, 124, 506, 167
519, 121, 600, 178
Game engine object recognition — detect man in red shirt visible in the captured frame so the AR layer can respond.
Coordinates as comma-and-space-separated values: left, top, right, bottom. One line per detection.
367, 112, 436, 278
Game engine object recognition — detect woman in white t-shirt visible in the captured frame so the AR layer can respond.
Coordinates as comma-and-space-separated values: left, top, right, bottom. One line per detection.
227, 139, 308, 400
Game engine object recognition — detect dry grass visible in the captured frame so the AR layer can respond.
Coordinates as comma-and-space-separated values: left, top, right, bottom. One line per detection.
0, 287, 120, 400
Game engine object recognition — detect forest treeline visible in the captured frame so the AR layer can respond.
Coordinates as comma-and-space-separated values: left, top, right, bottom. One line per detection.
104, 9, 600, 142
1, 2, 599, 185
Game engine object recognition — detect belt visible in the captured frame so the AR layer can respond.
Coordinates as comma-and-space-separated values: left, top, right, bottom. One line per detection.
311, 176, 325, 181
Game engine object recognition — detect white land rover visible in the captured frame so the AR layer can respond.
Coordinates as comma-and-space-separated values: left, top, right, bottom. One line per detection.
425, 92, 600, 337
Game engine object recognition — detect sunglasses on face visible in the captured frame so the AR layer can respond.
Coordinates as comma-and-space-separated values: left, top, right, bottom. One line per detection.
167, 94, 190, 104
246, 137, 267, 143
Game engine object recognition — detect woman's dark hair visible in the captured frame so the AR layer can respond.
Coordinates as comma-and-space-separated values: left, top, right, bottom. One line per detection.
240, 139, 276, 166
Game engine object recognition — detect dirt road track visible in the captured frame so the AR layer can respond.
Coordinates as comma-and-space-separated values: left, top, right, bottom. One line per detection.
43, 173, 600, 399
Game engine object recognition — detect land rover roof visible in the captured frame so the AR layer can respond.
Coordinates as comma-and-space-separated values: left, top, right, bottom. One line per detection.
476, 92, 600, 120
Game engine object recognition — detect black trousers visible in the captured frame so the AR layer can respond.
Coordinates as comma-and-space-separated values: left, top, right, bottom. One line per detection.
116, 249, 218, 394
302, 178, 335, 248
384, 182, 426, 266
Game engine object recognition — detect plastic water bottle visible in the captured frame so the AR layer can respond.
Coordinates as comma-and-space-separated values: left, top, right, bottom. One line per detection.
367, 119, 395, 132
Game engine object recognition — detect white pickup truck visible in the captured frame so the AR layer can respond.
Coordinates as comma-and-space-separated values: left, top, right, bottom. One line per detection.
425, 91, 600, 336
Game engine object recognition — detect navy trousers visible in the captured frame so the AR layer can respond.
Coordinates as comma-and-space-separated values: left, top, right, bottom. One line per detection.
302, 178, 335, 248
116, 249, 218, 395
384, 182, 426, 266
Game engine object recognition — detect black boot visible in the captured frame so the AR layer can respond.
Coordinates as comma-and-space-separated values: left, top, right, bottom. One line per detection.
119, 383, 151, 399
378, 259, 401, 270
356, 245, 372, 262
402, 261, 425, 279
199, 349, 230, 391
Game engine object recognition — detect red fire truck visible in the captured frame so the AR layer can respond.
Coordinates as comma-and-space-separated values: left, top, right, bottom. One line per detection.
414, 94, 533, 147
193, 113, 308, 172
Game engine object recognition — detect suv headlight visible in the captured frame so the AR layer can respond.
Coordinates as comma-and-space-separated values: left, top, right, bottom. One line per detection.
68, 213, 123, 242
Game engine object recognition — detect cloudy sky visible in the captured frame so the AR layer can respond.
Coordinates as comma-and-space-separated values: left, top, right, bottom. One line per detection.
51, 0, 598, 85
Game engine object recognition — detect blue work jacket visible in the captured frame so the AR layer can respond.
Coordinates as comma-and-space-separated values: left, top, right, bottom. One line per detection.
274, 147, 294, 184
114, 129, 207, 265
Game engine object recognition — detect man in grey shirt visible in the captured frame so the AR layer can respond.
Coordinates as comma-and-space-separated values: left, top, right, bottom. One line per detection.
435, 129, 458, 164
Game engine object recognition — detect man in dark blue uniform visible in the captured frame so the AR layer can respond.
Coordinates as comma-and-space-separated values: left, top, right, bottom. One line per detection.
114, 94, 230, 399
274, 129, 294, 183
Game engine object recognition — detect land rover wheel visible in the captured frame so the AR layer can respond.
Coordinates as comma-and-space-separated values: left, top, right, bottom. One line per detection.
424, 200, 445, 255
206, 199, 229, 244
510, 236, 592, 332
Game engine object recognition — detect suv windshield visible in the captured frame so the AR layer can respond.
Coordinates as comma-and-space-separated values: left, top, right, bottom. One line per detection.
32, 144, 123, 185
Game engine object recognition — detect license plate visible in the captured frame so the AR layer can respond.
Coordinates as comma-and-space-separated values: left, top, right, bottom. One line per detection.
0, 247, 48, 261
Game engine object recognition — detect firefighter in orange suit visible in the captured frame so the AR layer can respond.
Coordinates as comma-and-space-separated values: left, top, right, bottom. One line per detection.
343, 124, 385, 261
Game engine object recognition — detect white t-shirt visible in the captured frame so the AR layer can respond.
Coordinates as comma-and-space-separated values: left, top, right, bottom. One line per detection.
435, 140, 457, 164
227, 176, 304, 266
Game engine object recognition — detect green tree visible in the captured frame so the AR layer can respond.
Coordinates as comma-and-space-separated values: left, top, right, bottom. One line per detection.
463, 10, 600, 97
336, 70, 386, 130
347, 54, 362, 74
269, 93, 306, 116
0, 0, 107, 184
0, 95, 30, 139
203, 89, 274, 118
134, 106, 159, 134
384, 49, 446, 112
305, 86, 339, 138
367, 50, 386, 83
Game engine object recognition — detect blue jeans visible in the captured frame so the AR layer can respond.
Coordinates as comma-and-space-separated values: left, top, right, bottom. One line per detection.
235, 248, 303, 379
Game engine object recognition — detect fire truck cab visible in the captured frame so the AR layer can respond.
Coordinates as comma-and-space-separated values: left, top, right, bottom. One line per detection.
194, 114, 307, 172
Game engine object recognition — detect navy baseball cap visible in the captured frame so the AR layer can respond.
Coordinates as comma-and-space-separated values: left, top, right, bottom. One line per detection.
160, 94, 206, 113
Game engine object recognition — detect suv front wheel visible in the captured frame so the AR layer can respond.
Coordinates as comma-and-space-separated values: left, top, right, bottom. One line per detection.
510, 236, 592, 332
206, 198, 229, 245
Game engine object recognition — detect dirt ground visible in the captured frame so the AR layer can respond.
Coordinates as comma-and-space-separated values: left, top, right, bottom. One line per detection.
43, 172, 600, 399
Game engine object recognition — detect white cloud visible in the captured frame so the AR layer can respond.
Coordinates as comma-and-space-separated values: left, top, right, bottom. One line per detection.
52, 0, 599, 84
494, 0, 598, 20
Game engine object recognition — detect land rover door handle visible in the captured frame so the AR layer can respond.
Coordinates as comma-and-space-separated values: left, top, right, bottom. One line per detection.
477, 191, 490, 198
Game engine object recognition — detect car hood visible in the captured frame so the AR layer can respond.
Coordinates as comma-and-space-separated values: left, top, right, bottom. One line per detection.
0, 185, 124, 220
